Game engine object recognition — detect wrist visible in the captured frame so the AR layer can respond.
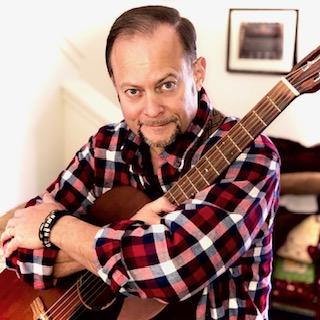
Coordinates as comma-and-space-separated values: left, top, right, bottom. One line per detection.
50, 216, 100, 274
39, 210, 72, 249
50, 215, 77, 249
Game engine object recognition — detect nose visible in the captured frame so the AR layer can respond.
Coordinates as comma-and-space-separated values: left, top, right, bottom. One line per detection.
143, 92, 163, 117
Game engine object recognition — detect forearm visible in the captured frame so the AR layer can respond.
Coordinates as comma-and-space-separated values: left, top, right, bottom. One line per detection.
50, 216, 100, 276
53, 250, 85, 278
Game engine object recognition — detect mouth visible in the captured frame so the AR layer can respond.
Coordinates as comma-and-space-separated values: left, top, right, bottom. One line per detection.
139, 117, 178, 129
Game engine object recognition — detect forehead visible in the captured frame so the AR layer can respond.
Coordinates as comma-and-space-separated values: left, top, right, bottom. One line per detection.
110, 25, 188, 85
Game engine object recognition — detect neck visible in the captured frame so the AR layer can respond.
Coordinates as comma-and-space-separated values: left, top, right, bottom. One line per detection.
150, 146, 163, 175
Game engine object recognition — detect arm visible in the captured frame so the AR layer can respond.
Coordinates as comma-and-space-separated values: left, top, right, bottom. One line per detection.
1, 132, 99, 288
2, 191, 172, 279
50, 196, 174, 276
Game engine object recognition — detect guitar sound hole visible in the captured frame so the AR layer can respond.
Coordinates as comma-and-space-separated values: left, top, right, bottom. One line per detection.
77, 273, 115, 311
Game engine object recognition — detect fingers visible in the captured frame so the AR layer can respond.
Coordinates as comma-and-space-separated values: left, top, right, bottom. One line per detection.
0, 227, 14, 244
1, 218, 16, 244
133, 197, 176, 224
151, 197, 176, 214
2, 237, 19, 258
1, 225, 17, 258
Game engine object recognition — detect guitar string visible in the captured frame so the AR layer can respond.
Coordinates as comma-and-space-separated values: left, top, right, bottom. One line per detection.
42, 271, 90, 319
171, 74, 308, 204
52, 273, 104, 320
49, 271, 121, 320
168, 86, 291, 205
58, 278, 109, 320
36, 67, 306, 318
166, 79, 298, 204
43, 271, 102, 319
165, 90, 285, 203
167, 66, 306, 204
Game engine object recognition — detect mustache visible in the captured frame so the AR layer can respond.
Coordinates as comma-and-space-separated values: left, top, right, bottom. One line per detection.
138, 117, 178, 128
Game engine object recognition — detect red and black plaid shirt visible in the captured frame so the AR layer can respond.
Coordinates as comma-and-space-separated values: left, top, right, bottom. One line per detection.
6, 88, 280, 319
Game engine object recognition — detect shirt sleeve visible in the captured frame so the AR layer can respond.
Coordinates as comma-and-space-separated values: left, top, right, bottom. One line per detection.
5, 137, 97, 289
94, 135, 280, 302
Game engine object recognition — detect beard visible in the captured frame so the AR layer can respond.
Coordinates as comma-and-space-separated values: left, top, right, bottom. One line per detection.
137, 117, 182, 149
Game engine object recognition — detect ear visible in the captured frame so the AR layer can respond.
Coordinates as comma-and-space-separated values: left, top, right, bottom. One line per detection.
193, 57, 206, 91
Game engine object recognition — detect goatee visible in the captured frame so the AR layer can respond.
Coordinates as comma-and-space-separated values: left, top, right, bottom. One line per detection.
137, 118, 181, 148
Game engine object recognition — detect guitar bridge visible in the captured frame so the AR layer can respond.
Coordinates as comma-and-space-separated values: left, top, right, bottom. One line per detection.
30, 296, 48, 320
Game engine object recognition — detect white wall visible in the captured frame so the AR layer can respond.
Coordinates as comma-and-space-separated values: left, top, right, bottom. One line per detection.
0, 1, 79, 212
1, 0, 319, 212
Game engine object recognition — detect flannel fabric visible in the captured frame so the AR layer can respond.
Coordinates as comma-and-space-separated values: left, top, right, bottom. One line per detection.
6, 88, 280, 319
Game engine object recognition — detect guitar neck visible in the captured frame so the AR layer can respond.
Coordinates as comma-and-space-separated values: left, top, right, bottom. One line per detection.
166, 77, 299, 206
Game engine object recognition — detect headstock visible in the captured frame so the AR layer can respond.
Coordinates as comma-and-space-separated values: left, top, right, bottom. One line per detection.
287, 45, 320, 94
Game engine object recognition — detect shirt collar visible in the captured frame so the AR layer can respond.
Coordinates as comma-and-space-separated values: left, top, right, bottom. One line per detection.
121, 88, 213, 172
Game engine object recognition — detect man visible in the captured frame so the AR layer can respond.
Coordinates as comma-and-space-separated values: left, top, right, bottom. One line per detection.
1, 5, 280, 319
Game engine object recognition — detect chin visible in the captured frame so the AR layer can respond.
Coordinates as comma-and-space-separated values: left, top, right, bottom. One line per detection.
143, 132, 178, 148
139, 123, 182, 148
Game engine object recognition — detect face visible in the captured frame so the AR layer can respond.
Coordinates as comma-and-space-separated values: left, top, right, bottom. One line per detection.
110, 24, 206, 153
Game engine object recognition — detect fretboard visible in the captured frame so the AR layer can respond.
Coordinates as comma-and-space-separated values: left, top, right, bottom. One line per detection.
166, 78, 299, 205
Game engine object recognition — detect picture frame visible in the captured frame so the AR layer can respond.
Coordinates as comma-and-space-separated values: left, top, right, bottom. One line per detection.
227, 9, 299, 74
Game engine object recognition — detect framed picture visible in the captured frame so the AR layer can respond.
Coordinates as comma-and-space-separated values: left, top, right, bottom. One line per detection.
227, 9, 299, 74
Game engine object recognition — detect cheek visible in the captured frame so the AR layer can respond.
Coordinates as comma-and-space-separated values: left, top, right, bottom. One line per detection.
178, 90, 198, 129
120, 104, 141, 133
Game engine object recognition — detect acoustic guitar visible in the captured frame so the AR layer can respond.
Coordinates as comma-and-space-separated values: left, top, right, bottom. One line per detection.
1, 45, 320, 320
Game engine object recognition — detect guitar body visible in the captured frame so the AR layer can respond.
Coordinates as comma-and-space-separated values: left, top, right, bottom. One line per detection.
0, 268, 68, 319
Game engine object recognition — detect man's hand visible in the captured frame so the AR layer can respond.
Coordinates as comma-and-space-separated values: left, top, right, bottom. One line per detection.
132, 196, 176, 224
1, 193, 64, 257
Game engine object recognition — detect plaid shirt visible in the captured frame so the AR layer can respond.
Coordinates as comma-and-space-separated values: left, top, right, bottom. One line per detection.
6, 89, 280, 319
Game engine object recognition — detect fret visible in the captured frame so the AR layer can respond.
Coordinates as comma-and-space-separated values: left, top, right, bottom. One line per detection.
194, 167, 210, 186
252, 110, 267, 127
266, 95, 281, 112
204, 155, 220, 175
226, 135, 242, 152
216, 145, 231, 165
238, 122, 254, 139
176, 183, 188, 199
167, 190, 179, 205
185, 175, 199, 192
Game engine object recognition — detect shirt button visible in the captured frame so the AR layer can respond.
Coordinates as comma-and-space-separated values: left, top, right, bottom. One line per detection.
175, 159, 181, 167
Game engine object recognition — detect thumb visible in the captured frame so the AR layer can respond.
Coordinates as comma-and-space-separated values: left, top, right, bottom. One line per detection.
153, 197, 176, 214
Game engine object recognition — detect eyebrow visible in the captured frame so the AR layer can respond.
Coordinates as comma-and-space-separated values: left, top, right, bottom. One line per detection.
119, 72, 178, 90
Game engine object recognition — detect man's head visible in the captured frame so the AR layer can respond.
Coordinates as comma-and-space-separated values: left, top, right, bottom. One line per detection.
106, 6, 206, 153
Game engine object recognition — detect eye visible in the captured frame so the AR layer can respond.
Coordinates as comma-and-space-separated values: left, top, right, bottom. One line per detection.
160, 81, 176, 91
124, 88, 141, 97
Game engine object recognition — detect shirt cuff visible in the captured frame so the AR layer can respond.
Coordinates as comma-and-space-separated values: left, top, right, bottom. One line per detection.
94, 220, 141, 293
6, 247, 59, 289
